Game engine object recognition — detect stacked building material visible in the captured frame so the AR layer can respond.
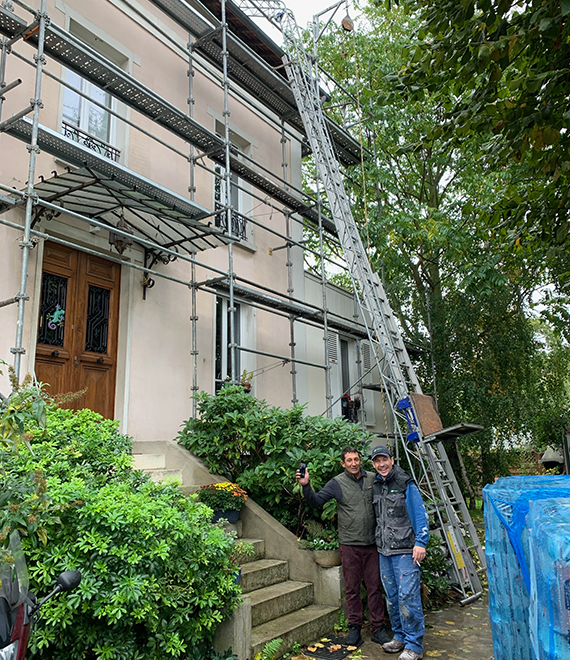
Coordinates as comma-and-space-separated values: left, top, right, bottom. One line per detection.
528, 498, 570, 660
483, 476, 570, 660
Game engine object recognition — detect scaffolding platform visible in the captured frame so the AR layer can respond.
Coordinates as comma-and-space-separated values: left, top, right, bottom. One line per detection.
205, 277, 369, 337
2, 118, 230, 254
149, 0, 363, 167
0, 6, 335, 233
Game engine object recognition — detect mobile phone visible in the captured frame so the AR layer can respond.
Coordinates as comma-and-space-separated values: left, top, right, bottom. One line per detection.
299, 462, 306, 478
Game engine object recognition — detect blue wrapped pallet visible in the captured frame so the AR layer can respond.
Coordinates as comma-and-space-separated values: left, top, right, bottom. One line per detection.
528, 498, 570, 660
483, 476, 570, 660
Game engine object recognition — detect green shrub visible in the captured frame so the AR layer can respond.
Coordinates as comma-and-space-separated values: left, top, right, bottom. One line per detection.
420, 534, 453, 610
177, 386, 374, 535
2, 404, 240, 660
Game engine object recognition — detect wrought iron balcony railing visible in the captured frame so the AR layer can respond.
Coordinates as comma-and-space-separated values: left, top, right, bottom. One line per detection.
214, 205, 248, 241
61, 121, 121, 162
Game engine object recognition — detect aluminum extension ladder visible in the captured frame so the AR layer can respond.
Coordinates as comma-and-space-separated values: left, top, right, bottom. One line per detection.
234, 0, 486, 601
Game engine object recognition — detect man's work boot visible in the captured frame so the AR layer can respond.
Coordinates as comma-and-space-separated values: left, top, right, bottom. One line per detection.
398, 649, 423, 660
344, 625, 363, 646
370, 626, 391, 645
382, 638, 406, 653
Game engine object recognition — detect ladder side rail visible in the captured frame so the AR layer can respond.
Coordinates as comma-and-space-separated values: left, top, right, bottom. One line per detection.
423, 444, 483, 594
286, 58, 417, 398
431, 441, 487, 571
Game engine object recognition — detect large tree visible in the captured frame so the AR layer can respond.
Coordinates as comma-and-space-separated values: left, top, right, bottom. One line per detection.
313, 3, 570, 492
394, 0, 570, 284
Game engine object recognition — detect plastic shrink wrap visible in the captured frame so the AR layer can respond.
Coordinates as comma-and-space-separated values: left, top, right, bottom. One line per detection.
483, 476, 570, 660
528, 498, 570, 660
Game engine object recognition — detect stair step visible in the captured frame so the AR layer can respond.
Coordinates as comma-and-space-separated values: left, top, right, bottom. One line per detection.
145, 468, 183, 483
251, 604, 339, 658
133, 453, 166, 470
250, 580, 314, 627
240, 559, 288, 593
239, 538, 265, 563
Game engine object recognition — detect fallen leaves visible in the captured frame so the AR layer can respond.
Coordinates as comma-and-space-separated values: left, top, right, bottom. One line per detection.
426, 652, 442, 657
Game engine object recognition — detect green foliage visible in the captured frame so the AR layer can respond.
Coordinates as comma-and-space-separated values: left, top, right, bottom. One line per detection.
314, 4, 570, 492
333, 609, 349, 634
178, 386, 373, 535
255, 639, 282, 660
420, 534, 453, 610
298, 521, 339, 551
396, 0, 570, 278
2, 402, 240, 660
290, 642, 303, 656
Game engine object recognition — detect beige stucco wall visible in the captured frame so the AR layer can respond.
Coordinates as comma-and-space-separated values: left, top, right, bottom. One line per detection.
0, 0, 313, 441
0, 0, 386, 443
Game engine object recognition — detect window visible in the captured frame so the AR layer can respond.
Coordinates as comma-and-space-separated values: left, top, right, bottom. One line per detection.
340, 337, 360, 424
213, 123, 254, 243
62, 69, 119, 161
215, 296, 241, 391
214, 165, 248, 240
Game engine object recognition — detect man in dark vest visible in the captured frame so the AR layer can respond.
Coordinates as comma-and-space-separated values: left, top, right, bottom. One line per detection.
371, 444, 429, 660
296, 447, 389, 647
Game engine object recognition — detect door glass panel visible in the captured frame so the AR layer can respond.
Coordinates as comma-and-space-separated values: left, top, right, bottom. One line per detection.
38, 273, 68, 346
85, 285, 110, 353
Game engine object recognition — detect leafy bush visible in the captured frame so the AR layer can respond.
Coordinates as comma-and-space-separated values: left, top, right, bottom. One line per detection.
420, 534, 453, 610
2, 402, 240, 660
177, 386, 374, 535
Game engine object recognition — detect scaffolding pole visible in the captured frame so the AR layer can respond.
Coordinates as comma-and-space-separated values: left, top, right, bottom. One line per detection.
12, 0, 47, 382
221, 0, 238, 384
187, 32, 199, 417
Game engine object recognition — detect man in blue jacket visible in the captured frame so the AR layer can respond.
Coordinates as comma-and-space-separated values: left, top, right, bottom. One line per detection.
371, 444, 429, 660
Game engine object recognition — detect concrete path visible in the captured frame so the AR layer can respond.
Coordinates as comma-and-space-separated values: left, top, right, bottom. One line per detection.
358, 594, 494, 660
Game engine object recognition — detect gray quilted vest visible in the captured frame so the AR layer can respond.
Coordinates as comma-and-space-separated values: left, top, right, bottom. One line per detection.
333, 470, 376, 546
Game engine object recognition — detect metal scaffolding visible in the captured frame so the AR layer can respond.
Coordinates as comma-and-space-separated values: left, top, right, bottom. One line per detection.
0, 0, 373, 425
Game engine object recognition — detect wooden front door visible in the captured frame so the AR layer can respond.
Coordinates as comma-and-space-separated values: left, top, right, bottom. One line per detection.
35, 244, 121, 419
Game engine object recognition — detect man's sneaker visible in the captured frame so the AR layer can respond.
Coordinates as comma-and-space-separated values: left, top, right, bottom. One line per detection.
370, 627, 391, 645
382, 638, 406, 653
398, 649, 423, 660
344, 626, 363, 646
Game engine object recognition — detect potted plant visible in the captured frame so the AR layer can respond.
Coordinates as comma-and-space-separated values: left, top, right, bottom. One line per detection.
240, 369, 254, 393
298, 521, 340, 567
197, 481, 248, 523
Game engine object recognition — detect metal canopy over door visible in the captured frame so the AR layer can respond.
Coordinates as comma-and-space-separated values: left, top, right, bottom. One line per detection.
35, 244, 120, 419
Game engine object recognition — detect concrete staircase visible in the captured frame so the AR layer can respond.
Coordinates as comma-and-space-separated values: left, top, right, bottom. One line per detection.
240, 544, 337, 657
132, 440, 342, 659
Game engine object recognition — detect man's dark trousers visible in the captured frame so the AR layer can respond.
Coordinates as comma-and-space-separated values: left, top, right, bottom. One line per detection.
339, 544, 385, 631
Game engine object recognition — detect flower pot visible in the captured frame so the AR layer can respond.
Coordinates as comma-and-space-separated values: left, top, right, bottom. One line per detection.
313, 549, 341, 567
211, 509, 240, 524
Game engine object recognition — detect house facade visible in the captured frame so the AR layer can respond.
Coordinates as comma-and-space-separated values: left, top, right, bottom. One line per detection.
0, 0, 388, 444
